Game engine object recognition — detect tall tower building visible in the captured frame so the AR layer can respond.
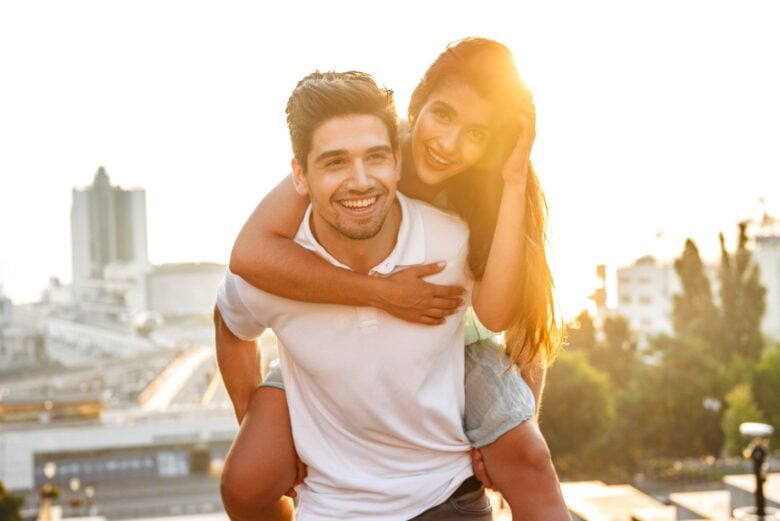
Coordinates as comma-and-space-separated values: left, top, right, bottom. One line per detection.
71, 167, 149, 283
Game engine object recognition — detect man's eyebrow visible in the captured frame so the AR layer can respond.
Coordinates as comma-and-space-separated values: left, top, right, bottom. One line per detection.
313, 149, 347, 163
314, 145, 393, 163
366, 145, 393, 155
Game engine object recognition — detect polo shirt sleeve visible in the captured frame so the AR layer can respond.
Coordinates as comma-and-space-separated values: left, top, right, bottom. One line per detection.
216, 269, 266, 341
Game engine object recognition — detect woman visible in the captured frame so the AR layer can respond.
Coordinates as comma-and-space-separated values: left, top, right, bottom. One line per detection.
222, 38, 568, 520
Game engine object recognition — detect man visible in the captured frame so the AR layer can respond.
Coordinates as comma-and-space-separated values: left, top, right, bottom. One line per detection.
215, 71, 490, 520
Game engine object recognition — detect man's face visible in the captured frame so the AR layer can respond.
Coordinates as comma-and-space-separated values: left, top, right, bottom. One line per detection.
292, 114, 401, 241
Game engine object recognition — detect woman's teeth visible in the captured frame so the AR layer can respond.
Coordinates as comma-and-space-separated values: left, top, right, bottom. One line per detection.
428, 147, 453, 166
341, 197, 377, 209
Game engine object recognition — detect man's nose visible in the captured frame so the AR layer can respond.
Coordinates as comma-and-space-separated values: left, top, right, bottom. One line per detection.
346, 160, 372, 190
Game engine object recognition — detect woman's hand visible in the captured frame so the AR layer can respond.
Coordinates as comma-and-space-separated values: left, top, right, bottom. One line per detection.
470, 448, 495, 490
284, 457, 308, 498
501, 104, 536, 188
374, 262, 466, 325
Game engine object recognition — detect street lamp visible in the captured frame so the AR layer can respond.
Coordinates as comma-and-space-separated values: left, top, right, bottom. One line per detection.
84, 485, 96, 516
67, 477, 84, 514
733, 422, 779, 520
37, 462, 60, 521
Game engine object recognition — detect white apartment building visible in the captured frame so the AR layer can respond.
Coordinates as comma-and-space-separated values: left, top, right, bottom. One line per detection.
616, 225, 780, 341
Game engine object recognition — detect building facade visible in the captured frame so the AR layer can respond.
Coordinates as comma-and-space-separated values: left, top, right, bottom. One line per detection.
71, 167, 149, 284
616, 225, 780, 341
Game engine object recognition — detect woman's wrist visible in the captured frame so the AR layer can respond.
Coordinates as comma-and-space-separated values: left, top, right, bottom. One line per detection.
503, 177, 528, 195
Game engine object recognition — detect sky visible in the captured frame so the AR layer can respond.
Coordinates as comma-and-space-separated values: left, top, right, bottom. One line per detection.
1, 0, 779, 319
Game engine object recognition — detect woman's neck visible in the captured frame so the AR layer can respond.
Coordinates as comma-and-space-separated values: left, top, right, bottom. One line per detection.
398, 134, 442, 203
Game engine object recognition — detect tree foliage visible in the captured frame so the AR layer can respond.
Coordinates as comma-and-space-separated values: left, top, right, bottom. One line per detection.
672, 239, 720, 348
753, 344, 780, 439
634, 335, 725, 458
540, 350, 614, 476
721, 383, 766, 456
0, 481, 23, 521
718, 222, 766, 364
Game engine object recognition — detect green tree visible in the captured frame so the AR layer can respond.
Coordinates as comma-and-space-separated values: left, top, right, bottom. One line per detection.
753, 344, 780, 439
721, 383, 766, 456
718, 223, 766, 364
635, 335, 725, 457
672, 239, 720, 350
540, 351, 614, 476
596, 315, 637, 388
0, 481, 24, 521
565, 310, 596, 353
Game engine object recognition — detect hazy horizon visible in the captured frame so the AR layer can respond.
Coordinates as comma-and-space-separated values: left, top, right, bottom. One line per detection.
2, 0, 779, 320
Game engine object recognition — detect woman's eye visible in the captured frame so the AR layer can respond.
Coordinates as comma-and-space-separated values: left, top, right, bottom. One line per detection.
433, 108, 451, 123
467, 129, 487, 143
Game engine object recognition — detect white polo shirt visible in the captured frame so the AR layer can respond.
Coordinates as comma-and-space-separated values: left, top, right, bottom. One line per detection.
217, 193, 473, 520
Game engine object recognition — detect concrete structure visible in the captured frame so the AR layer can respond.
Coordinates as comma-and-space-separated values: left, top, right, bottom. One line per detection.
755, 233, 780, 339
616, 255, 680, 338
44, 316, 156, 366
0, 290, 11, 328
71, 167, 149, 284
561, 481, 681, 521
723, 473, 780, 512
669, 490, 731, 520
145, 263, 225, 319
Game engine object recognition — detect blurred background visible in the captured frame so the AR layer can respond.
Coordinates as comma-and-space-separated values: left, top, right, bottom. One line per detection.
1, 1, 779, 520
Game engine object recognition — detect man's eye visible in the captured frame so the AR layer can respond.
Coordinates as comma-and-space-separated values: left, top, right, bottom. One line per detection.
326, 159, 345, 167
368, 153, 389, 162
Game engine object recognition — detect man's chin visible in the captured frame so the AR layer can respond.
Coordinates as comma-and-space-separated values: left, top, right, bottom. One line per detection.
336, 224, 383, 241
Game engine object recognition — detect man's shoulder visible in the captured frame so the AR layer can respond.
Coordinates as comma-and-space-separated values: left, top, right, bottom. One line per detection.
404, 196, 469, 240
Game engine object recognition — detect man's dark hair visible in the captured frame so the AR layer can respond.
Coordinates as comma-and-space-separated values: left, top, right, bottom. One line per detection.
286, 71, 398, 172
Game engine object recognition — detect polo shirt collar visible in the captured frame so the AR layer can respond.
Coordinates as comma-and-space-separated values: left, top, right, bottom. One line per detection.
296, 193, 426, 275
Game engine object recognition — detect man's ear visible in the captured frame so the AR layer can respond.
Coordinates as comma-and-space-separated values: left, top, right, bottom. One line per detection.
291, 158, 309, 196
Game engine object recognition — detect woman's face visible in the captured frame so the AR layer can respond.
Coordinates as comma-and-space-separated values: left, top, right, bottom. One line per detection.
411, 79, 497, 185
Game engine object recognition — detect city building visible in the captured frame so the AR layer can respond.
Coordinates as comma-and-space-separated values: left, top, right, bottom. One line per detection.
616, 217, 780, 341
615, 255, 681, 338
145, 263, 226, 320
754, 212, 780, 340
71, 167, 149, 284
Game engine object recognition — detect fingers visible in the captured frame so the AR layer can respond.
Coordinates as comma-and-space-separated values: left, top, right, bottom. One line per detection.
285, 459, 308, 499
470, 448, 495, 490
296, 458, 308, 484
405, 261, 447, 278
431, 284, 467, 298
431, 296, 464, 311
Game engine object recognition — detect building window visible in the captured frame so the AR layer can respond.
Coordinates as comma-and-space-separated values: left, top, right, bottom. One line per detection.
620, 296, 631, 305
639, 296, 652, 305
619, 276, 631, 285
639, 277, 651, 284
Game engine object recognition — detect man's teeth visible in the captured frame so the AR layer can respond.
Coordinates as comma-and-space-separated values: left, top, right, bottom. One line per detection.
428, 147, 453, 166
341, 197, 377, 209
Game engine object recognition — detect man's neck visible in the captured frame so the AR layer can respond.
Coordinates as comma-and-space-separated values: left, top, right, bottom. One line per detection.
310, 199, 402, 275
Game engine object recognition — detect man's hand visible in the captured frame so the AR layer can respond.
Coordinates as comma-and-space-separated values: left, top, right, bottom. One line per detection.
373, 262, 466, 325
283, 457, 308, 498
470, 448, 495, 490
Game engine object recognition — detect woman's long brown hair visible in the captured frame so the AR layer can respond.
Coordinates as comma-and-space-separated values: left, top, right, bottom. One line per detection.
409, 38, 563, 368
